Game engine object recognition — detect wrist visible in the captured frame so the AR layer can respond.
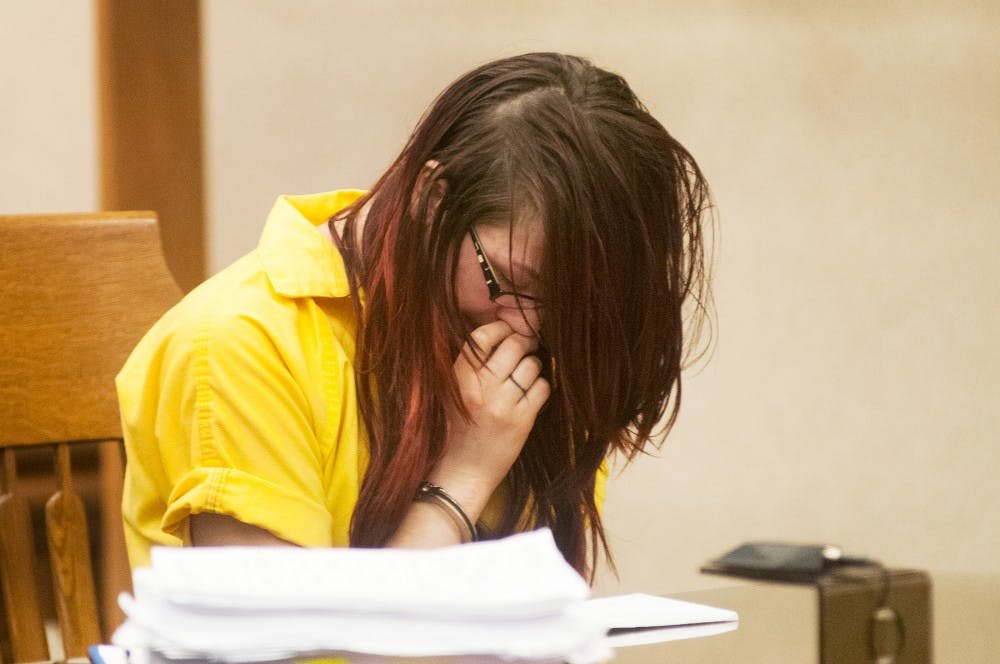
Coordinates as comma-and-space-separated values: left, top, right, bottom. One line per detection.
388, 501, 468, 548
415, 482, 478, 543
425, 465, 498, 525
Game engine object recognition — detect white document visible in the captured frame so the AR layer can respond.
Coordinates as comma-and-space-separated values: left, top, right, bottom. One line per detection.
143, 528, 589, 618
117, 530, 605, 662
578, 592, 738, 629
117, 593, 606, 662
575, 593, 739, 648
114, 530, 738, 663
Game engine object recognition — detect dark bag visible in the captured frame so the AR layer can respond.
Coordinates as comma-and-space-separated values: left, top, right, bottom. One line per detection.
703, 542, 932, 663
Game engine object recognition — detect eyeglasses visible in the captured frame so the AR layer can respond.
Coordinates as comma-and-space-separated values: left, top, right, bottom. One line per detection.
468, 226, 543, 310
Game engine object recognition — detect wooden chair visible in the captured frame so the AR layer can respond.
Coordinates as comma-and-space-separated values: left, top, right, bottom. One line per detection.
0, 212, 182, 662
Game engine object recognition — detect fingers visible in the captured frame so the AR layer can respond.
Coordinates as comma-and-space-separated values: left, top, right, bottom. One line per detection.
505, 355, 543, 402
487, 333, 539, 377
523, 372, 551, 407
458, 321, 539, 377
464, 320, 515, 363
454, 322, 549, 412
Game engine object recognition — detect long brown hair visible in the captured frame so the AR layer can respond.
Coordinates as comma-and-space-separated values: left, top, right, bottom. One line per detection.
335, 53, 713, 579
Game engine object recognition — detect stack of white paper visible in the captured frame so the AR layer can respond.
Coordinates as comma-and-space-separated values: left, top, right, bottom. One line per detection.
114, 530, 606, 662
113, 529, 738, 663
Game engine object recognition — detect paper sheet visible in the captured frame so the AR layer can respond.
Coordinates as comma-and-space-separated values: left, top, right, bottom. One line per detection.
144, 529, 588, 618
577, 592, 738, 629
114, 530, 738, 663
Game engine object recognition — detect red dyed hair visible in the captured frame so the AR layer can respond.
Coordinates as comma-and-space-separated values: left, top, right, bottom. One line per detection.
334, 53, 713, 579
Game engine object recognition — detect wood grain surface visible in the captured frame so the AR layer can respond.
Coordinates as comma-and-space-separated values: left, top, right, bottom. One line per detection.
0, 211, 182, 658
0, 450, 49, 662
46, 445, 101, 658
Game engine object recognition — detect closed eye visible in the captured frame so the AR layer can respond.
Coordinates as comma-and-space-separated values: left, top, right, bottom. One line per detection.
487, 253, 538, 295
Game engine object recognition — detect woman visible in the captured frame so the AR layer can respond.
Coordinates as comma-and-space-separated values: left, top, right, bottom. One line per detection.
117, 52, 712, 581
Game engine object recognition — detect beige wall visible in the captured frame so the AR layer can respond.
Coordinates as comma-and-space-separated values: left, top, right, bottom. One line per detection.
0, 0, 96, 213
203, 1, 1000, 592
3, 1, 997, 595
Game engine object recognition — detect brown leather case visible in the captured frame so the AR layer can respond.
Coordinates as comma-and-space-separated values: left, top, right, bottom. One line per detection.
816, 567, 932, 663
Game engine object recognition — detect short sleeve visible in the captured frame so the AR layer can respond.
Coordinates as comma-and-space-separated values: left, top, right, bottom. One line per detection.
158, 310, 334, 547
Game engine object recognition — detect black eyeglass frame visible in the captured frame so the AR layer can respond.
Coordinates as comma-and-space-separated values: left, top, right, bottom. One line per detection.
468, 226, 543, 309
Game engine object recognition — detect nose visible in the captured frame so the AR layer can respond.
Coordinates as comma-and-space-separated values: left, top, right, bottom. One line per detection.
495, 306, 542, 338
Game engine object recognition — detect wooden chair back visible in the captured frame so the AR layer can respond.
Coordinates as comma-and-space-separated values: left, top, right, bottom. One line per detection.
0, 212, 182, 662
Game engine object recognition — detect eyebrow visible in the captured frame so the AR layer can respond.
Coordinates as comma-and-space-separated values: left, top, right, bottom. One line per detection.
486, 248, 540, 286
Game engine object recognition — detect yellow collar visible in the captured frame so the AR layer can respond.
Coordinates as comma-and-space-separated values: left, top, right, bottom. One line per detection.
257, 190, 365, 298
